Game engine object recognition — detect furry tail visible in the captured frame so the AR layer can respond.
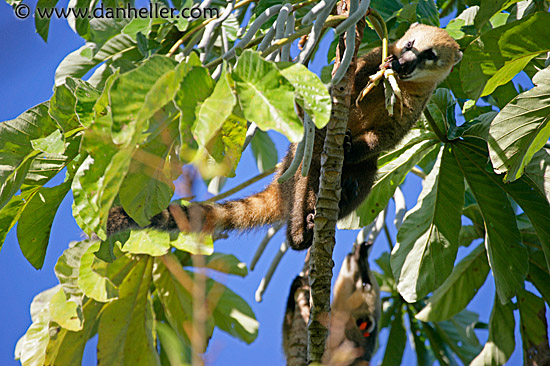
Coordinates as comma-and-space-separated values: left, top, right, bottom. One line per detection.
106, 181, 285, 236
194, 182, 285, 233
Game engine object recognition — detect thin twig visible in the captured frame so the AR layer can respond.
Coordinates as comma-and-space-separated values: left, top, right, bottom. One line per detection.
255, 241, 289, 302
250, 223, 283, 271
203, 165, 278, 203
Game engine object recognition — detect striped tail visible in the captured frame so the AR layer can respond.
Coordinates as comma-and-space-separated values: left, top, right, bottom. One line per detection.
195, 182, 285, 233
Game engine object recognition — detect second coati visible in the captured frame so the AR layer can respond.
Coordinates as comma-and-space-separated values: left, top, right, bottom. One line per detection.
107, 23, 462, 250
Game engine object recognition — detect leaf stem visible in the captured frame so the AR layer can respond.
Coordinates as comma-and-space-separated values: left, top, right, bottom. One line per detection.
424, 109, 448, 142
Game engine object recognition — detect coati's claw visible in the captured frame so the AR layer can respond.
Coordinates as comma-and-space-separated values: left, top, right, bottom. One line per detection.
306, 213, 315, 230
344, 129, 353, 156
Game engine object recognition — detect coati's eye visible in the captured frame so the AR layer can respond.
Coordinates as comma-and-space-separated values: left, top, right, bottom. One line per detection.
424, 49, 437, 60
405, 40, 414, 50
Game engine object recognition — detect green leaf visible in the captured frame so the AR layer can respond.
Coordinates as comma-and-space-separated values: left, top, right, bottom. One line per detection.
156, 322, 190, 366
119, 138, 175, 227
392, 145, 464, 302
171, 233, 214, 255
381, 303, 406, 366
97, 256, 160, 366
0, 188, 37, 250
416, 243, 490, 322
175, 65, 215, 159
31, 130, 65, 155
460, 12, 550, 99
527, 250, 550, 305
153, 258, 194, 345
434, 310, 483, 365
110, 55, 177, 145
470, 295, 515, 365
49, 287, 81, 331
277, 62, 331, 129
45, 298, 104, 366
55, 34, 139, 86
454, 141, 528, 303
517, 289, 550, 363
78, 241, 118, 302
120, 230, 171, 257
201, 110, 247, 178
250, 130, 278, 172
232, 50, 302, 143
524, 148, 550, 204
426, 89, 457, 134
193, 72, 236, 149
340, 136, 438, 229
209, 276, 259, 344
416, 0, 439, 26
488, 67, 550, 182
34, 0, 59, 41
473, 0, 521, 29
0, 103, 58, 210
54, 240, 97, 328
17, 182, 71, 269
183, 253, 248, 277
14, 287, 58, 366
49, 77, 99, 132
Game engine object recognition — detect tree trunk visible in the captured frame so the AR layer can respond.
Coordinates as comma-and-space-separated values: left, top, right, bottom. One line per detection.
307, 1, 366, 363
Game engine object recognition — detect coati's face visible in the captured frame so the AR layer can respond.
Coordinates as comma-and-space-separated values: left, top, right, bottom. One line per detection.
390, 23, 462, 84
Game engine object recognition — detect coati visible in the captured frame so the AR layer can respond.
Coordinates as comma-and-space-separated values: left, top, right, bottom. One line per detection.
282, 243, 380, 365
324, 242, 380, 365
107, 23, 462, 249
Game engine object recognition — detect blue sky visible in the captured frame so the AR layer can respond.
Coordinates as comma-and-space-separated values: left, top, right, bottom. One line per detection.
0, 1, 528, 365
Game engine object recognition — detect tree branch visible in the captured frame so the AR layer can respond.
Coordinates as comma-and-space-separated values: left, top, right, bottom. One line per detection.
307, 1, 366, 362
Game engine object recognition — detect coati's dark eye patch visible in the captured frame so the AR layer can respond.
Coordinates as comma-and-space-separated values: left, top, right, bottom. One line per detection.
424, 49, 437, 60
405, 40, 414, 50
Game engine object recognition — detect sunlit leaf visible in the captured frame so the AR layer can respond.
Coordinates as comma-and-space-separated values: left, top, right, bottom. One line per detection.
97, 256, 160, 366
460, 12, 550, 99
488, 67, 550, 182
277, 62, 331, 129
381, 303, 406, 366
232, 50, 302, 143
120, 230, 171, 257
17, 182, 71, 269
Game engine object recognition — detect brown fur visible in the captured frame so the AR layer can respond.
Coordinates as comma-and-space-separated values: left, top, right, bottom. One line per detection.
107, 24, 462, 249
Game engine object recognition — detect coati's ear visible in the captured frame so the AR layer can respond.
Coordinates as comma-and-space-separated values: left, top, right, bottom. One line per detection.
454, 50, 463, 65
410, 22, 420, 28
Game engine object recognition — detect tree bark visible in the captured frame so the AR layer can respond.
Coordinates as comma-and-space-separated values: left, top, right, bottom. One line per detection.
307, 2, 366, 363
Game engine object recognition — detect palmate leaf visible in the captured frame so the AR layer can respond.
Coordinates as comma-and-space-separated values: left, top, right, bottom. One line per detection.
434, 310, 483, 365
392, 145, 464, 303
250, 129, 278, 173
339, 135, 438, 229
0, 103, 58, 211
488, 67, 550, 182
97, 255, 160, 366
470, 295, 515, 365
15, 287, 58, 366
460, 11, 550, 99
16, 182, 71, 269
276, 62, 331, 129
232, 50, 303, 143
473, 0, 522, 29
524, 148, 550, 204
109, 55, 177, 145
416, 243, 490, 322
55, 34, 140, 86
453, 140, 528, 303
517, 289, 550, 363
380, 303, 407, 366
